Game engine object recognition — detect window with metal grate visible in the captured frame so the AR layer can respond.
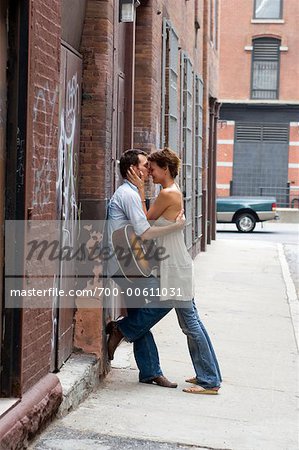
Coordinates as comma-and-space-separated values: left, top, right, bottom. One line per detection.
161, 18, 179, 152
193, 74, 203, 243
251, 38, 281, 100
180, 52, 193, 250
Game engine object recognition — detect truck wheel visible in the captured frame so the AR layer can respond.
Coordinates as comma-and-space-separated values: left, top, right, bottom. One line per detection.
236, 213, 256, 233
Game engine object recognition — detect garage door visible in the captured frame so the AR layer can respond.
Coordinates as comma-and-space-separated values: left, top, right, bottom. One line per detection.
232, 123, 289, 206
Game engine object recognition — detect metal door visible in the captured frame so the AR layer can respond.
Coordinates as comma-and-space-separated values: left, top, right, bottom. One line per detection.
56, 46, 82, 369
233, 123, 289, 205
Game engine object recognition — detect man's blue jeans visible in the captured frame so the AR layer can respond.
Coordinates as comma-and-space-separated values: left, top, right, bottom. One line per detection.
112, 274, 172, 382
176, 300, 222, 388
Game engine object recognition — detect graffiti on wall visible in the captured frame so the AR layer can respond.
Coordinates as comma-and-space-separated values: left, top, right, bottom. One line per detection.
58, 72, 80, 246
32, 83, 58, 208
32, 72, 80, 226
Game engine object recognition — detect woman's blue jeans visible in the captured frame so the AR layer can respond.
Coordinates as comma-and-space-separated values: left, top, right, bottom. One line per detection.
176, 299, 222, 389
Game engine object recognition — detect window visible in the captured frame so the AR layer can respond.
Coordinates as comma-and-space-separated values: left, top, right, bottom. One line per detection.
251, 38, 280, 99
180, 53, 193, 250
254, 0, 282, 19
193, 75, 203, 242
161, 19, 179, 151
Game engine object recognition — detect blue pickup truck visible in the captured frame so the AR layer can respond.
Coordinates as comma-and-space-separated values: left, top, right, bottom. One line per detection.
216, 197, 279, 232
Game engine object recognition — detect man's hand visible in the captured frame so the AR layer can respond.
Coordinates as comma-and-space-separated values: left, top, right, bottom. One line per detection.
175, 209, 185, 230
127, 166, 145, 191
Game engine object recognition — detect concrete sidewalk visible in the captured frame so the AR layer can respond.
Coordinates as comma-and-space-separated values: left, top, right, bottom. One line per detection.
31, 239, 298, 450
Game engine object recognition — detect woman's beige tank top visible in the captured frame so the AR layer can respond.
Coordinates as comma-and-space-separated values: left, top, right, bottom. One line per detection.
154, 216, 194, 302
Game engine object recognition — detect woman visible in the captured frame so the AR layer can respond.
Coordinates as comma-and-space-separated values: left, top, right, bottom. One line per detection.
128, 148, 222, 394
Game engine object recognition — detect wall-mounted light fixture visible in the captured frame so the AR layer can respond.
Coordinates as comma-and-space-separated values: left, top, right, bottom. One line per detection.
119, 0, 140, 23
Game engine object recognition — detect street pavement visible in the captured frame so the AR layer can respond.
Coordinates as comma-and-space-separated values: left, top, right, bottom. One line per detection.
217, 222, 299, 298
30, 237, 298, 450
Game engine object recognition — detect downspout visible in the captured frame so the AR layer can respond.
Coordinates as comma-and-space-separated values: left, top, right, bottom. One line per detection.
201, 0, 209, 251
211, 101, 220, 240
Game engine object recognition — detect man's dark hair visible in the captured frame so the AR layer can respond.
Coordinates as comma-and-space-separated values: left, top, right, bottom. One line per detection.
119, 149, 147, 179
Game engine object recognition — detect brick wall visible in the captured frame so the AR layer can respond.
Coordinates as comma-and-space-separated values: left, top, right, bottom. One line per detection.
22, 0, 61, 393
74, 0, 115, 362
219, 0, 299, 101
134, 2, 159, 153
79, 0, 114, 202
216, 121, 235, 197
134, 0, 205, 153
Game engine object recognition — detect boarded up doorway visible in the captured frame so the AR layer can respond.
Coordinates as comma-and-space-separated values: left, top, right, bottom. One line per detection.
54, 45, 82, 369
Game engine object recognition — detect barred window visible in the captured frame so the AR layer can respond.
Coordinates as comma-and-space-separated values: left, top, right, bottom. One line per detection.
251, 38, 280, 100
161, 19, 179, 152
254, 0, 282, 19
180, 53, 193, 250
193, 75, 203, 242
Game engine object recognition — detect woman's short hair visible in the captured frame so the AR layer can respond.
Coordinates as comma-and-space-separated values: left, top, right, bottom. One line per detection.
119, 149, 147, 179
148, 148, 181, 178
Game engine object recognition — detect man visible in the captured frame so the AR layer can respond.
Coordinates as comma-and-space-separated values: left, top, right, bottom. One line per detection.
106, 149, 184, 388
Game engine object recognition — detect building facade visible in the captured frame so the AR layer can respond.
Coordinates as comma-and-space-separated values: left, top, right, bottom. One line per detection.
217, 0, 299, 208
0, 0, 220, 446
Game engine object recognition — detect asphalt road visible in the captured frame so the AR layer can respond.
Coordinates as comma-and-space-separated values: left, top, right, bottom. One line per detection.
216, 222, 298, 244
217, 222, 299, 296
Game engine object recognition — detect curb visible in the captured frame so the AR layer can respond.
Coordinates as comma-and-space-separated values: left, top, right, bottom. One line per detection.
277, 243, 299, 352
56, 353, 103, 418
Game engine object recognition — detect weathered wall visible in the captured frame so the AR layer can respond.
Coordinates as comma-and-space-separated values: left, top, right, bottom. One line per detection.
79, 0, 114, 208
22, 0, 61, 393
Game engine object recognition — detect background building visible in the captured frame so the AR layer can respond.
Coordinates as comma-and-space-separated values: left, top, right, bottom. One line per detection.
0, 0, 220, 446
217, 0, 299, 208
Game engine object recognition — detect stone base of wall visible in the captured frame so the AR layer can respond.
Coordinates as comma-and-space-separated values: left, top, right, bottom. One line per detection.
0, 374, 62, 450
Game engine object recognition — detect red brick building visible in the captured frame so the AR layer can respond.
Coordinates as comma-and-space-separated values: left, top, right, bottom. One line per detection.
0, 0, 220, 446
217, 0, 299, 207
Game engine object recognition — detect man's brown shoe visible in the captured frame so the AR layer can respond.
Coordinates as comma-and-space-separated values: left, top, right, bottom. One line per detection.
142, 375, 178, 388
106, 321, 124, 360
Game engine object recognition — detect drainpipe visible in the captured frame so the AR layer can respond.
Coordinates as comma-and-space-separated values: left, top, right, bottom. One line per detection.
211, 102, 220, 240
195, 0, 200, 48
201, 0, 209, 251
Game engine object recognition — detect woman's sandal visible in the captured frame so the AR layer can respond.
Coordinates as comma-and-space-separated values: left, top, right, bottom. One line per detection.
183, 385, 220, 395
185, 377, 198, 385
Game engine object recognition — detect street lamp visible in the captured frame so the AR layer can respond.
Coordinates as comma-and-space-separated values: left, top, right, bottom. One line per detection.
119, 0, 140, 23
